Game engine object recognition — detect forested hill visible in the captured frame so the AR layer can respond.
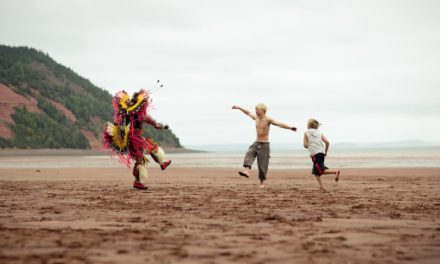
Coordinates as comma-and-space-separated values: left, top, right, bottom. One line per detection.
0, 45, 182, 149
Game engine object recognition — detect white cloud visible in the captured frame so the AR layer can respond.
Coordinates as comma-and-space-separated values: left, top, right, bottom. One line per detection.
1, 0, 439, 145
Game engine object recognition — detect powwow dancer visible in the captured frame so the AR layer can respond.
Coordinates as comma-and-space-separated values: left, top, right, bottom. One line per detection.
103, 89, 171, 189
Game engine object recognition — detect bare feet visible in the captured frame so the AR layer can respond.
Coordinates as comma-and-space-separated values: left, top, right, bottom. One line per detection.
259, 184, 265, 188
335, 170, 340, 182
238, 170, 249, 178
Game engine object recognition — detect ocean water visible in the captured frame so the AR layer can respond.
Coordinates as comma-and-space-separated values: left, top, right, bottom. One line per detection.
0, 147, 439, 169
168, 147, 440, 169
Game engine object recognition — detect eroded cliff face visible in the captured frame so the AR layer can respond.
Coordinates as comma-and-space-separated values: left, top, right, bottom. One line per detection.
0, 83, 102, 149
0, 83, 41, 138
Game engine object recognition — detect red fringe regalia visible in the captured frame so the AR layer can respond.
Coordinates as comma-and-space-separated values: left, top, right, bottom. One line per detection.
102, 89, 159, 167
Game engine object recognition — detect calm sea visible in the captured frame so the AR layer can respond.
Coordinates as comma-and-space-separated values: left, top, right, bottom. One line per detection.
0, 147, 439, 169
168, 147, 440, 169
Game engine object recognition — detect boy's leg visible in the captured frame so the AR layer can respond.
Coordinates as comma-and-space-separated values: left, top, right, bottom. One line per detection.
256, 143, 270, 188
315, 175, 325, 190
322, 169, 341, 182
240, 142, 257, 178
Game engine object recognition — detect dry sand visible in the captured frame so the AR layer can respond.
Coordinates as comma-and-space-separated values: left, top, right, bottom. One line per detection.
0, 166, 439, 263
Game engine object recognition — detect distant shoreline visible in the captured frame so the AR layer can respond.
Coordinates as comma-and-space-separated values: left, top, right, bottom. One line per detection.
0, 147, 205, 156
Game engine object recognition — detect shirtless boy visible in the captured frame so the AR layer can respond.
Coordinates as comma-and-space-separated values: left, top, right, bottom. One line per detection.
232, 104, 297, 188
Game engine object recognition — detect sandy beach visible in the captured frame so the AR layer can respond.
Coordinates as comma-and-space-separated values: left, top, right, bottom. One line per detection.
0, 164, 439, 263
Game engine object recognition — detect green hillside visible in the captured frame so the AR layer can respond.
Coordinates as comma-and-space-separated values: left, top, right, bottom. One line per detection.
0, 45, 182, 149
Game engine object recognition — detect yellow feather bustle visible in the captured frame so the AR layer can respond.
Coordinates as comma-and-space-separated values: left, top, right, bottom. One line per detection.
106, 122, 130, 151
118, 91, 148, 114
118, 93, 131, 111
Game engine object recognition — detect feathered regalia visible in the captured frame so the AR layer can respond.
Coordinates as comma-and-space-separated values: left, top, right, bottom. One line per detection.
103, 88, 171, 189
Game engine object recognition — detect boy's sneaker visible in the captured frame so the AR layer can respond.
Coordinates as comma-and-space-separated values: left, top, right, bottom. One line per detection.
160, 160, 171, 170
133, 181, 148, 189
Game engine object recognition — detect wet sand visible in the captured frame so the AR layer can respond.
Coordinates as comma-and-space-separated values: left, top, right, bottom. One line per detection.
0, 166, 439, 263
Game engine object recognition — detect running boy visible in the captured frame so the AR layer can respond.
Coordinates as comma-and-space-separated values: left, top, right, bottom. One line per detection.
232, 104, 297, 188
303, 119, 340, 190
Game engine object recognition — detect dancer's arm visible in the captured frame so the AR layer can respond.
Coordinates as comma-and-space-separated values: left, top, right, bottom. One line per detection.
145, 116, 168, 129
270, 118, 297, 131
232, 106, 256, 120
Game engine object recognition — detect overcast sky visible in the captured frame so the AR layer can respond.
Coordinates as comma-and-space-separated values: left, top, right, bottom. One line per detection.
1, 0, 439, 146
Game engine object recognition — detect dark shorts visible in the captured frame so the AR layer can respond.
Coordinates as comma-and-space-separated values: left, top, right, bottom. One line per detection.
311, 153, 328, 176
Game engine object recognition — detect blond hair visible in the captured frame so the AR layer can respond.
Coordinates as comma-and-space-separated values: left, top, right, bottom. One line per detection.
307, 119, 320, 129
255, 103, 267, 113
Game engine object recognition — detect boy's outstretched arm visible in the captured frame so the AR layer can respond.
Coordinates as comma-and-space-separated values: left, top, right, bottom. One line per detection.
232, 105, 256, 120
322, 134, 330, 155
303, 133, 309, 148
270, 119, 297, 131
